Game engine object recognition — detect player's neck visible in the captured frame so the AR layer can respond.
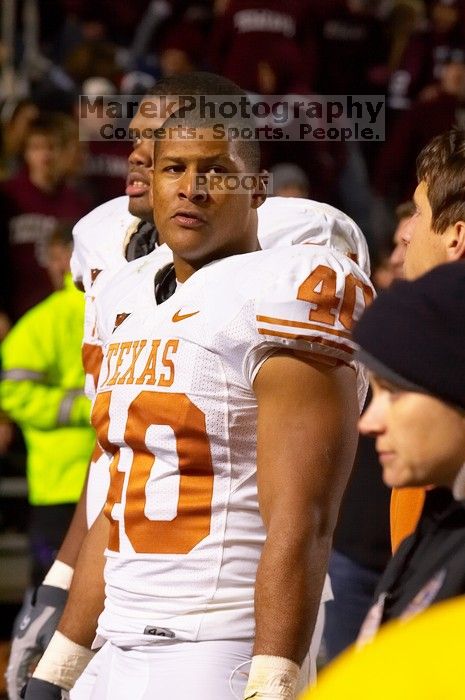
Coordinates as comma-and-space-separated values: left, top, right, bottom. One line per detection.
173, 239, 261, 282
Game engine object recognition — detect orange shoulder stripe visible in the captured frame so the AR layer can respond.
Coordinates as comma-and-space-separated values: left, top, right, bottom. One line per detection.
256, 314, 352, 340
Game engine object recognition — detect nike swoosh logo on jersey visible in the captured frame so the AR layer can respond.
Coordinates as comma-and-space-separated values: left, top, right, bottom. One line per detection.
172, 309, 200, 322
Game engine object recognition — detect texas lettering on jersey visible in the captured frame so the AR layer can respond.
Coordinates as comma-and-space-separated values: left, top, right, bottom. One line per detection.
101, 338, 179, 387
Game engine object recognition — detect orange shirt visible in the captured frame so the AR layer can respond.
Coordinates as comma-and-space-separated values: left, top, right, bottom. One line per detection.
390, 487, 426, 552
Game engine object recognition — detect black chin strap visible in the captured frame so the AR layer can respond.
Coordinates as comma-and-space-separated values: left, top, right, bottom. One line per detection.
154, 263, 177, 304
125, 221, 158, 261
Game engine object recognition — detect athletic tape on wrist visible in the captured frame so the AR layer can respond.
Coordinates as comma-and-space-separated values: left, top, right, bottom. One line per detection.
243, 655, 300, 699
33, 631, 94, 690
43, 561, 74, 591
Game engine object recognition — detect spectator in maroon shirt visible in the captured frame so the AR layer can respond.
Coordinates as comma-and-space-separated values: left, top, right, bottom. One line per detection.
210, 0, 314, 94
309, 0, 387, 95
77, 78, 130, 206
375, 49, 465, 204
158, 23, 204, 76
0, 114, 90, 322
387, 0, 465, 113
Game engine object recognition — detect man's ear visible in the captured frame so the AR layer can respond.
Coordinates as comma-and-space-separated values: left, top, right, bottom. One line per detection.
447, 221, 465, 261
252, 170, 268, 209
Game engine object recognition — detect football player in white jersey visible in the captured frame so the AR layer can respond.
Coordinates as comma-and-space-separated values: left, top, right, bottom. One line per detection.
7, 74, 369, 700
5, 73, 253, 700
24, 101, 373, 699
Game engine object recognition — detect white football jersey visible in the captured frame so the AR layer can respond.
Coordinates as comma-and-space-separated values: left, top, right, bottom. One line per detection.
71, 196, 139, 399
258, 196, 370, 276
71, 197, 142, 525
70, 196, 136, 290
73, 195, 370, 527
92, 244, 374, 645
93, 197, 369, 350
73, 196, 370, 378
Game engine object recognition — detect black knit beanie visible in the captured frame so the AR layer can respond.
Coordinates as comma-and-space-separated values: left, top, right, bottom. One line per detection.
353, 261, 465, 411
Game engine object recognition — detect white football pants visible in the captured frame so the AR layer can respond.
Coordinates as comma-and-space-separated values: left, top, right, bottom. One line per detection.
70, 601, 325, 699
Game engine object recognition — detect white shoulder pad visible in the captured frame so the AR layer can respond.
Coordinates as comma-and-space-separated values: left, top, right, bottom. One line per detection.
71, 196, 139, 291
257, 196, 370, 277
95, 244, 173, 349
247, 246, 374, 407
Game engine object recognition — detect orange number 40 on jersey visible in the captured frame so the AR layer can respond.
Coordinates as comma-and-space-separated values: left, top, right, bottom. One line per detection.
93, 390, 214, 556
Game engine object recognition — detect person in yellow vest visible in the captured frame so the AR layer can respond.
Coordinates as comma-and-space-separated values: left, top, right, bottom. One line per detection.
0, 227, 94, 587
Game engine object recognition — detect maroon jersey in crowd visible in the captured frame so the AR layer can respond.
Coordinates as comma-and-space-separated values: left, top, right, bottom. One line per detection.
82, 141, 130, 207
388, 29, 465, 111
0, 169, 90, 320
374, 92, 465, 201
210, 0, 314, 93
309, 0, 386, 95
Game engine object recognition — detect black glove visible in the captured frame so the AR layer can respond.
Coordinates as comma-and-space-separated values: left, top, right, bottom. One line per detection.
21, 677, 68, 699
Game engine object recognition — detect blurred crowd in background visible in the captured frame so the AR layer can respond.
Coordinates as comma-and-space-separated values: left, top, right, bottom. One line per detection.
0, 0, 464, 678
1, 0, 464, 266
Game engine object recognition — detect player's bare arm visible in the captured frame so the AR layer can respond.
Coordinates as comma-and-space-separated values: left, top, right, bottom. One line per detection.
57, 510, 108, 647
23, 512, 108, 697
55, 469, 91, 567
253, 351, 359, 663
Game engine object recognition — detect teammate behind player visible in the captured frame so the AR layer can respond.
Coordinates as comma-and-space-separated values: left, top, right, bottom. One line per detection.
24, 106, 372, 699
